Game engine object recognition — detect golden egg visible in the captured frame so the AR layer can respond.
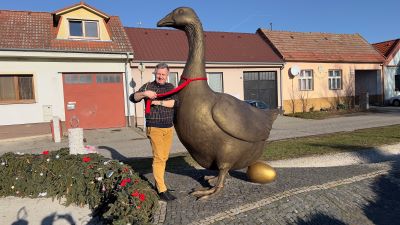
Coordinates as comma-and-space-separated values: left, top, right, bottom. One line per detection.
247, 161, 277, 184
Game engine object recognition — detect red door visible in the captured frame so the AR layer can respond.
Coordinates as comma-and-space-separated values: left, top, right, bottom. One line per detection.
63, 73, 126, 129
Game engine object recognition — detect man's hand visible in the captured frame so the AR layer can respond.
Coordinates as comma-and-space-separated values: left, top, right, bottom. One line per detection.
133, 90, 157, 102
143, 90, 157, 99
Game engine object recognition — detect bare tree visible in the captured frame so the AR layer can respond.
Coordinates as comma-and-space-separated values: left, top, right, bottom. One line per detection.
330, 76, 355, 110
342, 78, 355, 109
298, 91, 310, 113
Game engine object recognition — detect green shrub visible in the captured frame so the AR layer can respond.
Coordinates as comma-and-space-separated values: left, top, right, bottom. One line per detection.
0, 148, 158, 224
336, 103, 347, 110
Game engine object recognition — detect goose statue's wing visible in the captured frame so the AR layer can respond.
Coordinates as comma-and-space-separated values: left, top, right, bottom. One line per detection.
212, 94, 277, 142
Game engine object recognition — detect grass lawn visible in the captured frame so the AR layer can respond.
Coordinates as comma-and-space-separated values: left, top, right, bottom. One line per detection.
285, 109, 363, 120
263, 124, 400, 161
125, 125, 400, 173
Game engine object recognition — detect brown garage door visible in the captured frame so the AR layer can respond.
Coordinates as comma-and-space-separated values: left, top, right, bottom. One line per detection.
63, 73, 125, 129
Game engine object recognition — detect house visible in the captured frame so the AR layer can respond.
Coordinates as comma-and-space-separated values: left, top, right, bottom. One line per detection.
257, 29, 385, 113
124, 27, 284, 127
373, 39, 400, 102
0, 2, 134, 132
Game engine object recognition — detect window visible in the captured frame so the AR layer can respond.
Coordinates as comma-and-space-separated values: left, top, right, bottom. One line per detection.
64, 74, 92, 84
299, 70, 313, 91
395, 74, 400, 91
329, 70, 342, 90
96, 74, 121, 83
243, 72, 258, 80
168, 72, 178, 87
207, 72, 223, 93
0, 75, 34, 103
69, 20, 99, 38
244, 71, 276, 81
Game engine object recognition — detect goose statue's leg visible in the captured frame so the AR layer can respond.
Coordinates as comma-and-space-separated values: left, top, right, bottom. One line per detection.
191, 167, 229, 200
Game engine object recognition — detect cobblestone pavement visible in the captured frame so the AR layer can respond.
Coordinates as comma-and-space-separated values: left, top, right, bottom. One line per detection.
148, 161, 400, 225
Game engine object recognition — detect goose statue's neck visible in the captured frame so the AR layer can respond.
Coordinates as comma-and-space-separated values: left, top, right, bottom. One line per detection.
183, 23, 206, 79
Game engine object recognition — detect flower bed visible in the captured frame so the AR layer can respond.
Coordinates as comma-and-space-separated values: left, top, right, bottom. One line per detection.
0, 148, 158, 225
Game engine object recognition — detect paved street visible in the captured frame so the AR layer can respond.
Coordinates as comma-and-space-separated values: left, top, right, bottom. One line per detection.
150, 161, 400, 225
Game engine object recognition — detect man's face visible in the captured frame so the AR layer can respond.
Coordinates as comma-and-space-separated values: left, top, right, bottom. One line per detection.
155, 68, 169, 85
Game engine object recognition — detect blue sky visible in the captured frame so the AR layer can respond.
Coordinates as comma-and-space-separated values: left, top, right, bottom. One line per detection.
0, 0, 398, 43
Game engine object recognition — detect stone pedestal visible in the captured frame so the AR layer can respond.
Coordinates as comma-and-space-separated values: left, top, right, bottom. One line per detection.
68, 128, 85, 155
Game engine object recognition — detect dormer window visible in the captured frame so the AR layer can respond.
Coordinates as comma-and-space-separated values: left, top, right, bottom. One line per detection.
69, 20, 99, 39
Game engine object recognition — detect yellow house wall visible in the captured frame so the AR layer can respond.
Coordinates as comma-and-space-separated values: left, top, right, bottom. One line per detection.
282, 62, 382, 113
56, 8, 111, 40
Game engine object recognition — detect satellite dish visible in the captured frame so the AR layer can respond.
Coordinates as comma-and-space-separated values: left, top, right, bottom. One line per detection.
290, 65, 300, 76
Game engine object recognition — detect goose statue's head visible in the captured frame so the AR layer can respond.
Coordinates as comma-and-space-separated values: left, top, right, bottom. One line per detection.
157, 7, 201, 30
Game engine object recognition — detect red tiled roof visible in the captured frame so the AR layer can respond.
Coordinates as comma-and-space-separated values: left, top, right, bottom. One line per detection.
124, 27, 283, 64
373, 39, 400, 58
258, 29, 384, 63
0, 9, 132, 53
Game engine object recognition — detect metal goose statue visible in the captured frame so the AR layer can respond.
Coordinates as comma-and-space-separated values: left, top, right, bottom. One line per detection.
158, 7, 278, 200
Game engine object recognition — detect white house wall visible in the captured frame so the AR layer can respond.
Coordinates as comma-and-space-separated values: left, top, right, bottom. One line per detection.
0, 54, 133, 126
384, 50, 400, 100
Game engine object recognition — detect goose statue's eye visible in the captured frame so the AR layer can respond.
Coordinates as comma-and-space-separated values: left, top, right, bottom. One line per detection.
178, 9, 184, 14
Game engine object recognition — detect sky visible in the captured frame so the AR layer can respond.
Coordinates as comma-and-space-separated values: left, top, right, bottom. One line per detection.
0, 0, 398, 44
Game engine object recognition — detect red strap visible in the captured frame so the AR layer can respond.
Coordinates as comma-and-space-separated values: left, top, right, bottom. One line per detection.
145, 76, 207, 115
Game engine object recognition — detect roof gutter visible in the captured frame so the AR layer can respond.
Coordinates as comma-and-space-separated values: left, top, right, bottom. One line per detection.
0, 48, 134, 59
131, 60, 284, 66
284, 59, 384, 64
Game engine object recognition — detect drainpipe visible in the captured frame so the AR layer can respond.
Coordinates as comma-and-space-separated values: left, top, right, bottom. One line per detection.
279, 64, 285, 113
124, 52, 132, 127
381, 63, 385, 105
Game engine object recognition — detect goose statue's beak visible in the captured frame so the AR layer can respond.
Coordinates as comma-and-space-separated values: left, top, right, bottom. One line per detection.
157, 12, 174, 27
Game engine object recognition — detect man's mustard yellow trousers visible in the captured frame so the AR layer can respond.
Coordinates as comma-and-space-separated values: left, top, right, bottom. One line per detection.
146, 127, 174, 193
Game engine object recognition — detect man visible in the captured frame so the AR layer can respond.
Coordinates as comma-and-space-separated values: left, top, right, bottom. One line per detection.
130, 62, 177, 201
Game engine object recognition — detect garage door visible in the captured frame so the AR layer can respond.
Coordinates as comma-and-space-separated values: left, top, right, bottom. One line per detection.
63, 73, 125, 129
243, 71, 277, 108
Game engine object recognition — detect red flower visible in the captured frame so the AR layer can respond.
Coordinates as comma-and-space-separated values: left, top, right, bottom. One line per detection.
131, 190, 139, 197
134, 179, 139, 184
139, 193, 146, 202
136, 205, 141, 209
42, 150, 49, 155
122, 167, 129, 173
120, 178, 131, 187
82, 156, 91, 163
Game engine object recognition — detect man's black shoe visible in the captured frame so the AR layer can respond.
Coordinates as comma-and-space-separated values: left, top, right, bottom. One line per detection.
159, 190, 176, 201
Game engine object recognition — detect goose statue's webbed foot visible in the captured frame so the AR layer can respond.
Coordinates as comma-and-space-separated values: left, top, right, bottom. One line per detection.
191, 175, 219, 192
204, 175, 218, 186
191, 168, 229, 200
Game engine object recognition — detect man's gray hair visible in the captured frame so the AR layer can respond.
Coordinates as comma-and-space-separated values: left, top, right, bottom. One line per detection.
155, 62, 170, 71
